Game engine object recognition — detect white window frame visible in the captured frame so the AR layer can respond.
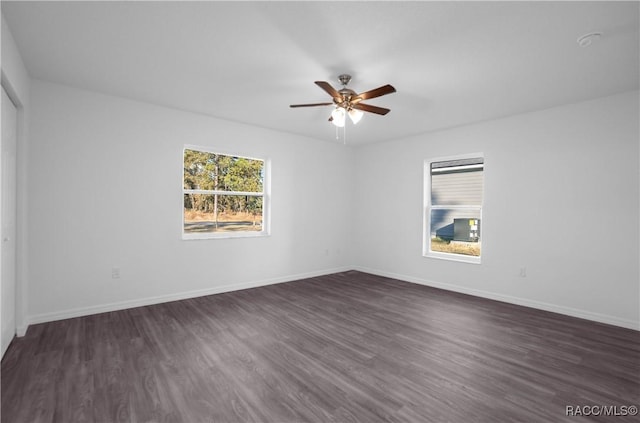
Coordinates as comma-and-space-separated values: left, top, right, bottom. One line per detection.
423, 153, 484, 264
182, 145, 271, 240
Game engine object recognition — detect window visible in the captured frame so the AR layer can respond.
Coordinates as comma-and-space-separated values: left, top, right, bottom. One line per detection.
183, 147, 269, 239
424, 155, 484, 263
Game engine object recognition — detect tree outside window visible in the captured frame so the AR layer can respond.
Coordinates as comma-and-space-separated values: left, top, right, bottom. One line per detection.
183, 148, 269, 239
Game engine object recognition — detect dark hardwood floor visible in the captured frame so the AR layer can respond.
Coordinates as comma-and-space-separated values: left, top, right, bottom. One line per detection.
2, 271, 639, 422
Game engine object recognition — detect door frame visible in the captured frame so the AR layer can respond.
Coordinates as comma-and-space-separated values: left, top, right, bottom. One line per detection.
1, 84, 18, 355
1, 75, 28, 340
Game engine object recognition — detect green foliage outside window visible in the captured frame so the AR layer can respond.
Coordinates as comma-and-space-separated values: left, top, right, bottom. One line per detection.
183, 149, 265, 234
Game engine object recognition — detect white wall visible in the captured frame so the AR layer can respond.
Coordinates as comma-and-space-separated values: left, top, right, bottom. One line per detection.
22, 80, 640, 330
27, 80, 353, 323
353, 91, 640, 329
1, 14, 31, 335
2, 16, 29, 102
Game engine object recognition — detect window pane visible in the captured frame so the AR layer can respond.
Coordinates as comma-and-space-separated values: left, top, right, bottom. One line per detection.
184, 149, 263, 193
430, 209, 481, 256
426, 156, 484, 261
184, 194, 263, 233
431, 167, 483, 205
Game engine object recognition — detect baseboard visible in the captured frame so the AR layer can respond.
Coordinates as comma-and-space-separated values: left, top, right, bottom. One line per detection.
24, 266, 352, 332
22, 264, 639, 334
16, 323, 28, 337
353, 266, 640, 331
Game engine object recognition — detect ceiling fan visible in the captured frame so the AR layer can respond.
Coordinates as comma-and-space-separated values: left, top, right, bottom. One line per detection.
290, 74, 396, 127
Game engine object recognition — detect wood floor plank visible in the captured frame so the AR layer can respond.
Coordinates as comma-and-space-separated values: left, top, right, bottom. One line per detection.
2, 271, 639, 422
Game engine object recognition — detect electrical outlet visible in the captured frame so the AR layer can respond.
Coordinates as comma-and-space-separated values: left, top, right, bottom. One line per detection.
112, 267, 120, 279
519, 267, 527, 278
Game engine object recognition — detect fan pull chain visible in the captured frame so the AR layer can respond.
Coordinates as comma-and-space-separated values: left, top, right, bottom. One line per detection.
335, 120, 347, 144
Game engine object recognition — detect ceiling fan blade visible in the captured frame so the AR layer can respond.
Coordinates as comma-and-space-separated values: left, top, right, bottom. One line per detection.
315, 81, 342, 100
290, 102, 334, 108
352, 103, 391, 115
353, 84, 396, 102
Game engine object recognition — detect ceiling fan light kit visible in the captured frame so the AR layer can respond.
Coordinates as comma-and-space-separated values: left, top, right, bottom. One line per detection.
290, 74, 396, 130
348, 108, 364, 125
331, 107, 346, 127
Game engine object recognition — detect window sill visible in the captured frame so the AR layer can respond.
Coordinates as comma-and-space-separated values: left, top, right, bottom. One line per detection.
182, 231, 270, 240
424, 250, 481, 264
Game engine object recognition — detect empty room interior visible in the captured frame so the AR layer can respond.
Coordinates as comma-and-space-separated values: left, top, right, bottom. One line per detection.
1, 1, 639, 422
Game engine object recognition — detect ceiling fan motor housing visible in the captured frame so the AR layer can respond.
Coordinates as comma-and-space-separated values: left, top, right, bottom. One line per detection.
336, 88, 357, 107
335, 74, 357, 108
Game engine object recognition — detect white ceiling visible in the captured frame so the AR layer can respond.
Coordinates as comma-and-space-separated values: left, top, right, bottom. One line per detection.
2, 1, 639, 145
